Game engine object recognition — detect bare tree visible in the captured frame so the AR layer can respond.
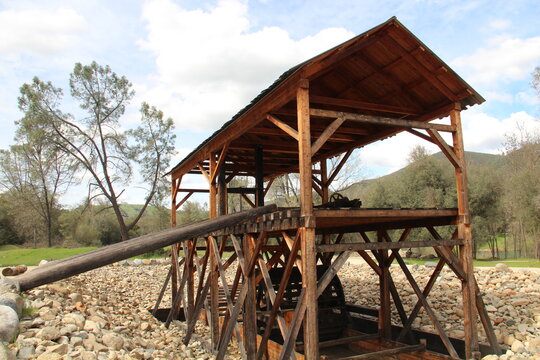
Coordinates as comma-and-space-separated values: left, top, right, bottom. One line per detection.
18, 62, 176, 241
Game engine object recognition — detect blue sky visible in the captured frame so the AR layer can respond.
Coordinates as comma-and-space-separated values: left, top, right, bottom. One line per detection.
1, 0, 539, 205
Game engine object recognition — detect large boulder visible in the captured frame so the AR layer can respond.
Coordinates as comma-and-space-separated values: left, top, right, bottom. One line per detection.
0, 293, 24, 317
0, 305, 19, 342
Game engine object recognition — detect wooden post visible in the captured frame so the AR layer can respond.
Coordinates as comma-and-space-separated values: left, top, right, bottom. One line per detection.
209, 153, 220, 350
297, 79, 319, 360
255, 145, 265, 207
450, 105, 479, 359
243, 235, 258, 357
171, 177, 180, 300
218, 164, 227, 216
378, 230, 391, 338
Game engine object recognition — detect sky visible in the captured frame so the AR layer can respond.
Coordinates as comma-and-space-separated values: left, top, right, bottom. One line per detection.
1, 0, 539, 205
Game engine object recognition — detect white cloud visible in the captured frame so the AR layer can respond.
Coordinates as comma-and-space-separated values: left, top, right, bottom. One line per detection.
452, 35, 540, 85
138, 0, 354, 130
0, 7, 87, 56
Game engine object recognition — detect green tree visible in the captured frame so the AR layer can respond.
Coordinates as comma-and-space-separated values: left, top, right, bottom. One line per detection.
18, 62, 176, 241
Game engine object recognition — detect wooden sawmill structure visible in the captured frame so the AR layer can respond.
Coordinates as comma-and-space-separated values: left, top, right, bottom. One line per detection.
164, 17, 501, 360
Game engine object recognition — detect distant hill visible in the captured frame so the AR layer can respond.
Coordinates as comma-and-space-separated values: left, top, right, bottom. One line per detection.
341, 151, 503, 201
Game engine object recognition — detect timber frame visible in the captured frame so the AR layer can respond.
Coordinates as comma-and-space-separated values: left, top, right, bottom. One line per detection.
162, 17, 499, 360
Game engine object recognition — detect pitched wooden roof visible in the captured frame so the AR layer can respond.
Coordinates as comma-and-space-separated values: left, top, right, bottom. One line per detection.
169, 17, 483, 181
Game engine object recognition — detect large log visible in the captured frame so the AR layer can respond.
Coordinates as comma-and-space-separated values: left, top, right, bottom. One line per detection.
16, 204, 277, 291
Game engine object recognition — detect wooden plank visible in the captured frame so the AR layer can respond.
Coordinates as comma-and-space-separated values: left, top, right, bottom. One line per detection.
393, 251, 459, 359
317, 238, 463, 252
309, 95, 420, 116
267, 114, 299, 140
310, 108, 456, 132
338, 343, 425, 360
311, 115, 346, 155
314, 208, 458, 218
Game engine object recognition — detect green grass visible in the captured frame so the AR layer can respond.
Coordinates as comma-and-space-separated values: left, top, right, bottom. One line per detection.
0, 247, 98, 266
404, 258, 540, 268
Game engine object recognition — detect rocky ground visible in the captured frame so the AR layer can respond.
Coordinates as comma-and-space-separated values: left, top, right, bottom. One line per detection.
2, 259, 540, 360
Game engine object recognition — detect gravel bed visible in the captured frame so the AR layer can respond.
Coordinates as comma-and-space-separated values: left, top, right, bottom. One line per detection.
3, 260, 539, 359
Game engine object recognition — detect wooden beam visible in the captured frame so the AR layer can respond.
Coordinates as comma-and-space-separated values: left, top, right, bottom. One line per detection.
406, 128, 437, 145
326, 149, 353, 186
266, 114, 299, 140
310, 95, 420, 116
311, 115, 346, 156
198, 162, 211, 184
210, 144, 230, 184
393, 251, 459, 359
317, 238, 463, 252
310, 108, 456, 132
256, 233, 301, 360
450, 107, 479, 358
427, 129, 462, 169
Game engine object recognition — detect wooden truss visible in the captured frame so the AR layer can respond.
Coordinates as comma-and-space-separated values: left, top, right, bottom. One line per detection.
164, 18, 498, 360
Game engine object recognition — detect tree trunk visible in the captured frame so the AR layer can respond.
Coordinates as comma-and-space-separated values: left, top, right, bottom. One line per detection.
16, 204, 277, 291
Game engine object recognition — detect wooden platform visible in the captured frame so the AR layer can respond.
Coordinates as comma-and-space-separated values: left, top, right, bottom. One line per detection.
209, 207, 458, 236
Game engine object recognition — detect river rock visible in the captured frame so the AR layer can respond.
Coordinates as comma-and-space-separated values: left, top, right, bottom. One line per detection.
0, 343, 15, 360
494, 263, 510, 272
0, 293, 24, 317
511, 339, 525, 353
102, 333, 124, 350
0, 305, 19, 342
0, 278, 19, 294
36, 353, 62, 360
37, 327, 60, 341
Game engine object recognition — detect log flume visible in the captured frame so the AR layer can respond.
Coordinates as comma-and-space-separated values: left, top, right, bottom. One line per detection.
16, 204, 277, 291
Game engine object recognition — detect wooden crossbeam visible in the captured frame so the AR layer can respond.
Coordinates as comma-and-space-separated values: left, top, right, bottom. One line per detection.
256, 235, 301, 360
393, 251, 459, 358
406, 128, 437, 145
209, 236, 247, 359
326, 149, 353, 186
184, 250, 210, 344
210, 144, 229, 184
316, 238, 463, 252
310, 108, 456, 132
197, 162, 211, 183
396, 258, 446, 343
427, 129, 462, 169
311, 115, 346, 155
266, 114, 299, 140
